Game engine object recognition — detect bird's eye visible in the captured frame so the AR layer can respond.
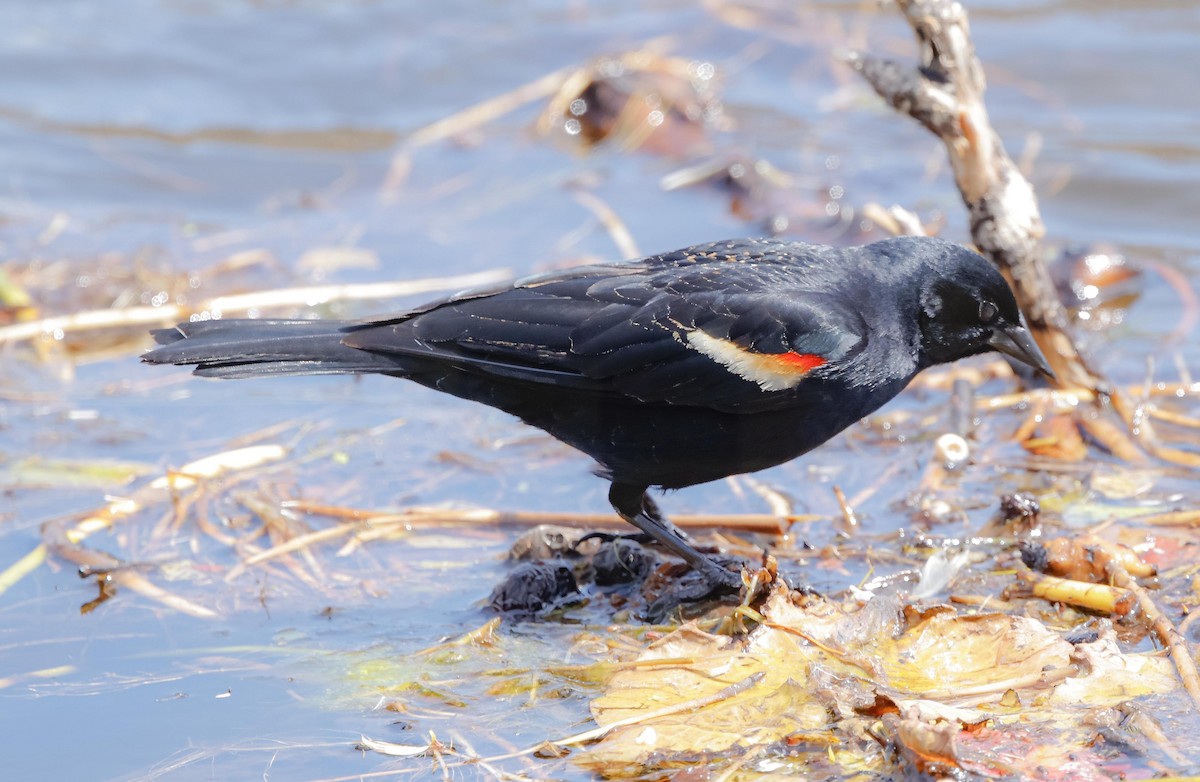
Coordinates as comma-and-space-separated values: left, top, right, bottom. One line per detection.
979, 301, 999, 325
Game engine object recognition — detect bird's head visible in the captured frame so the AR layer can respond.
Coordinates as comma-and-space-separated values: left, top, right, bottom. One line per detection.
913, 241, 1054, 378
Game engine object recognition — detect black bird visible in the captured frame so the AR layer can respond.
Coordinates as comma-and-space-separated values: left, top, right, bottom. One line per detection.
143, 236, 1052, 595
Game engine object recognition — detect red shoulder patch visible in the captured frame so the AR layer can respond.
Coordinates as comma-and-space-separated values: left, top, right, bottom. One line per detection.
773, 351, 826, 373
687, 331, 826, 391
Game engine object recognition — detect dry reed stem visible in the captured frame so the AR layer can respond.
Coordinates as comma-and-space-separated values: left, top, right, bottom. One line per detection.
110, 571, 219, 619
1136, 510, 1200, 527
0, 445, 288, 613
283, 500, 813, 532
0, 544, 48, 598
1094, 545, 1200, 713
570, 190, 641, 260
832, 485, 858, 532
221, 501, 812, 578
379, 63, 579, 199
0, 269, 512, 345
408, 67, 577, 150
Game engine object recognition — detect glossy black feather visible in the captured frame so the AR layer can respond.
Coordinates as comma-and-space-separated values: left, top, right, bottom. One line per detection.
144, 236, 1039, 491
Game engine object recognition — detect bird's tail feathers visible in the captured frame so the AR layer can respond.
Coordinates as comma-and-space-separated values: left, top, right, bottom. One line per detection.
143, 319, 401, 379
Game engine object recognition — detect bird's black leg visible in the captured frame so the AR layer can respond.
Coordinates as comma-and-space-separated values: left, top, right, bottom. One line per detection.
607, 483, 742, 593
639, 493, 673, 530
577, 494, 684, 547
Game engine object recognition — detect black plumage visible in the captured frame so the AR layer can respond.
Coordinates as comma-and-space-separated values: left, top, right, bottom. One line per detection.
144, 236, 1052, 595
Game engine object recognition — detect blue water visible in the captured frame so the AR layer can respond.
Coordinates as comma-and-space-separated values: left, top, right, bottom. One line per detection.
2, 1, 1198, 778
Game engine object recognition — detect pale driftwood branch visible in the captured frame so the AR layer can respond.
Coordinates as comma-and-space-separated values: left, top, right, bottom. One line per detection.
845, 0, 1155, 462
845, 0, 1082, 384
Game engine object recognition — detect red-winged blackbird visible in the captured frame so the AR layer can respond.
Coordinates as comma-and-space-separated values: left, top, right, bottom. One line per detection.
144, 236, 1052, 595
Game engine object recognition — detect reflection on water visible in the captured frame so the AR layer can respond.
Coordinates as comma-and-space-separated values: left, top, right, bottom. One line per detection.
1, 0, 1198, 778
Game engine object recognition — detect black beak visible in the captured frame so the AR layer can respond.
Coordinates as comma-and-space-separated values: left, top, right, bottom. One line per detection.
989, 322, 1055, 379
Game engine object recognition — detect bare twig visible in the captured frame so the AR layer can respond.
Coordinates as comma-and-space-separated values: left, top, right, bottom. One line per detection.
845, 0, 1160, 462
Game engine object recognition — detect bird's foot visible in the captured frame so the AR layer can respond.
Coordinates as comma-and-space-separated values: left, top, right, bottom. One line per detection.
688, 552, 745, 593
640, 555, 744, 621
642, 551, 784, 622
635, 554, 746, 620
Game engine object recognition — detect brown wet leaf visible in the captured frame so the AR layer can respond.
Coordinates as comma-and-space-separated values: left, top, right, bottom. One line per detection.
580, 619, 833, 774
889, 711, 960, 772
1020, 414, 1088, 460
541, 53, 722, 157
878, 605, 1072, 695
1052, 244, 1143, 331
1056, 628, 1178, 706
575, 586, 1177, 778
1034, 535, 1156, 582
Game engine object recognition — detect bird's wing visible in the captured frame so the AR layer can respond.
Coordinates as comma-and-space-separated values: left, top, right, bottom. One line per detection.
342, 258, 865, 412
